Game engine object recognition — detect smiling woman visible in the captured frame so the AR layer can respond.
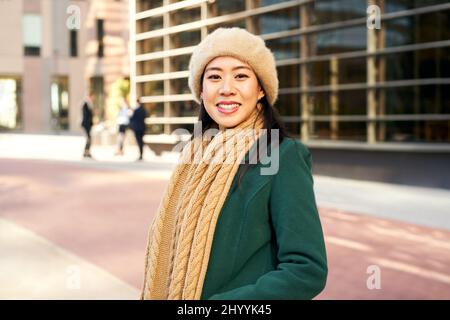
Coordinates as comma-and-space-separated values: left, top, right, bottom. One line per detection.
201, 56, 265, 130
141, 28, 328, 300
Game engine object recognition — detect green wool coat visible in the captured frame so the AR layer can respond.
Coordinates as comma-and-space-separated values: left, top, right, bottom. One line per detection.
200, 137, 328, 300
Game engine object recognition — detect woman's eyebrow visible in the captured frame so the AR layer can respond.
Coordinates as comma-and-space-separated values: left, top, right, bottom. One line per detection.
205, 66, 251, 72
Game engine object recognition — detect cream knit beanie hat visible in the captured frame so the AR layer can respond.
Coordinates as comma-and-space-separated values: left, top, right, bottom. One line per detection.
188, 27, 279, 106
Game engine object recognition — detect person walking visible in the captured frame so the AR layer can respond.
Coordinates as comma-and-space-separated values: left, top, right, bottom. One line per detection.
129, 98, 147, 161
115, 97, 131, 156
141, 27, 327, 300
81, 93, 95, 158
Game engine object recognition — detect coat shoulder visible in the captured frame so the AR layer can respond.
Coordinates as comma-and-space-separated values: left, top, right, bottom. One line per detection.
278, 137, 312, 168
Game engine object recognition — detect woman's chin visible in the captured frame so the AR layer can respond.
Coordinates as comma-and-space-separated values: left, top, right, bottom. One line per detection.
216, 119, 240, 130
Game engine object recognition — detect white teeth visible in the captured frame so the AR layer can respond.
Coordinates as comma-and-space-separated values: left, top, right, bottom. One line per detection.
217, 103, 240, 110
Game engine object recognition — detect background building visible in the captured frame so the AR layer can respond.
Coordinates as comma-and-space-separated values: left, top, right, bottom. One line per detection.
0, 0, 130, 134
131, 0, 450, 189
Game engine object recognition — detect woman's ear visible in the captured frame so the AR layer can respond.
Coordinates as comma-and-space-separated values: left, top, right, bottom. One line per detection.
257, 88, 265, 101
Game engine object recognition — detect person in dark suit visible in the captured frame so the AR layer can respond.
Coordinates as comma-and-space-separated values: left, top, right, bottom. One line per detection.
81, 93, 95, 158
129, 97, 148, 161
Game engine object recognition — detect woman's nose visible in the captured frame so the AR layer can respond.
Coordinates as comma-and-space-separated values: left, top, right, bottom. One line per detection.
219, 78, 234, 95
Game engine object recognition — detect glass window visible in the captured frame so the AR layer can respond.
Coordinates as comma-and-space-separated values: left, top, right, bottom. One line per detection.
137, 59, 163, 75
70, 30, 78, 57
310, 91, 330, 115
377, 120, 450, 143
284, 121, 301, 139
385, 0, 450, 14
209, 0, 246, 16
170, 54, 190, 72
258, 0, 286, 6
170, 78, 190, 95
97, 19, 104, 58
170, 30, 201, 49
380, 85, 450, 115
0, 77, 21, 130
381, 47, 450, 81
171, 100, 197, 117
266, 35, 301, 60
384, 11, 450, 48
276, 93, 301, 116
90, 76, 104, 120
23, 14, 42, 56
277, 64, 301, 89
309, 26, 367, 55
137, 0, 163, 12
309, 120, 367, 142
338, 90, 366, 115
171, 7, 201, 26
138, 81, 164, 96
313, 0, 367, 24
50, 76, 69, 131
253, 7, 299, 34
137, 37, 163, 55
306, 57, 366, 87
310, 89, 366, 116
145, 102, 164, 117
338, 57, 366, 84
382, 51, 414, 81
137, 16, 163, 33
309, 60, 330, 87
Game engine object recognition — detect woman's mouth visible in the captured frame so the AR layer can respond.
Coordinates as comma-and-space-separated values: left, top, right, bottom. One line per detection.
216, 103, 241, 114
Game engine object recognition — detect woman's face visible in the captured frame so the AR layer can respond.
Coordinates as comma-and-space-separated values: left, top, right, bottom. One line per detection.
201, 56, 265, 129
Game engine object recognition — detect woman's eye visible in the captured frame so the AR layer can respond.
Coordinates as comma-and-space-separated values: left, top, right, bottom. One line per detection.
207, 75, 220, 80
236, 74, 249, 79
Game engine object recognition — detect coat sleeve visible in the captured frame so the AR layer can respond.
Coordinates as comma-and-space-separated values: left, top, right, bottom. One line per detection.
208, 140, 328, 300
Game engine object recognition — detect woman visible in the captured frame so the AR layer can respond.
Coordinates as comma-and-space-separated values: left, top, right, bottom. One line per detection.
141, 27, 327, 300
115, 97, 131, 156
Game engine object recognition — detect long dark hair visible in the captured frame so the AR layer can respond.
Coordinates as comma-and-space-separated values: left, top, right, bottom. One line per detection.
191, 96, 290, 189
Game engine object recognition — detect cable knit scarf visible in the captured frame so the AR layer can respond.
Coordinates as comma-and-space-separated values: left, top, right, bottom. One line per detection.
141, 109, 264, 300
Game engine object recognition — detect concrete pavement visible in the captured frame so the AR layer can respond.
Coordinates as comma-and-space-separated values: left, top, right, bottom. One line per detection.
0, 218, 139, 299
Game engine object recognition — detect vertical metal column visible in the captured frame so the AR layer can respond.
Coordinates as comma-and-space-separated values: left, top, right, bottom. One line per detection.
300, 3, 310, 141
367, 0, 377, 144
163, 0, 171, 134
330, 56, 339, 140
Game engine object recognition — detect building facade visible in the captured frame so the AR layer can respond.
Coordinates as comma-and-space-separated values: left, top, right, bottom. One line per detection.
131, 0, 450, 188
0, 0, 130, 134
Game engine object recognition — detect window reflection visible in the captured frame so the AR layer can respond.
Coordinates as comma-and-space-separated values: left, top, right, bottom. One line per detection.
266, 35, 300, 60
137, 59, 163, 76
171, 101, 197, 117
137, 37, 163, 55
170, 54, 190, 72
170, 78, 190, 95
0, 77, 21, 130
277, 64, 301, 89
385, 0, 450, 13
253, 8, 299, 34
137, 16, 163, 33
378, 120, 450, 143
171, 7, 201, 26
309, 26, 366, 55
139, 81, 164, 96
310, 121, 367, 142
380, 85, 450, 115
276, 93, 301, 117
313, 0, 367, 25
170, 30, 201, 49
211, 0, 246, 16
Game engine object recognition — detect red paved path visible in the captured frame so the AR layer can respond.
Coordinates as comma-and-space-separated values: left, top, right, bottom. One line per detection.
1, 159, 450, 299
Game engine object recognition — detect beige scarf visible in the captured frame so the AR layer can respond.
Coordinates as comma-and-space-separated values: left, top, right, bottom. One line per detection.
141, 109, 264, 300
